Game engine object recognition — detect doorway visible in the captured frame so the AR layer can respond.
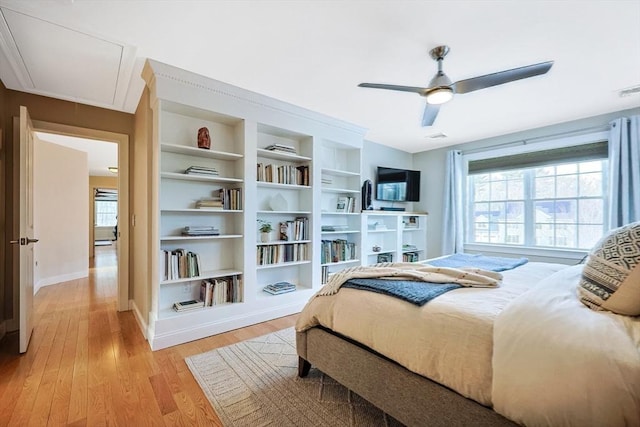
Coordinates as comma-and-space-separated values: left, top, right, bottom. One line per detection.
30, 121, 129, 312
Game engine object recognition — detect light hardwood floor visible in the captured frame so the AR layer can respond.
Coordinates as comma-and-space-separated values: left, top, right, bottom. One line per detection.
0, 245, 298, 426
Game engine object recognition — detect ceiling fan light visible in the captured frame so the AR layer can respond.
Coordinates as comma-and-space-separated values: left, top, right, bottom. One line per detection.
426, 87, 453, 105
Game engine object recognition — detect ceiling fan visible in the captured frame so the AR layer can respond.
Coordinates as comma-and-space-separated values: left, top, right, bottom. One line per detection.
358, 45, 554, 127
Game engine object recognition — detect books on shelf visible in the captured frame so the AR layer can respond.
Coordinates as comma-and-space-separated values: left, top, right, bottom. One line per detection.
321, 239, 356, 264
402, 244, 418, 251
173, 299, 205, 312
403, 252, 420, 262
161, 249, 201, 281
263, 281, 296, 295
321, 224, 349, 232
195, 197, 223, 209
377, 253, 393, 263
199, 275, 242, 306
279, 217, 309, 241
264, 143, 296, 154
181, 226, 220, 236
336, 196, 356, 213
184, 165, 219, 176
257, 243, 308, 265
257, 163, 309, 186
218, 187, 242, 210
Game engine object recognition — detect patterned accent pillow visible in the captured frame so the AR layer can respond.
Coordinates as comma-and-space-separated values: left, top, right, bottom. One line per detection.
578, 221, 640, 315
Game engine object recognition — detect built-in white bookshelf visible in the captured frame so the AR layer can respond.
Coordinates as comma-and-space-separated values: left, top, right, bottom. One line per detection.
361, 212, 428, 265
143, 59, 366, 350
319, 140, 362, 283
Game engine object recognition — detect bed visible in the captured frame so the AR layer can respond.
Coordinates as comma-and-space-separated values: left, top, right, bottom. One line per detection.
295, 253, 640, 426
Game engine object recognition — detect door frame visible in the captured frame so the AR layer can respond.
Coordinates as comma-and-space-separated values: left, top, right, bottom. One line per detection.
31, 120, 130, 312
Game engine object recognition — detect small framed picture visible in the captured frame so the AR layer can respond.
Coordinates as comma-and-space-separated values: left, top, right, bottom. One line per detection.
336, 196, 348, 213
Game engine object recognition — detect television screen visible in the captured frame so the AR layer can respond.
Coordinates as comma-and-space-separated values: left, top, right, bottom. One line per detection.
376, 167, 420, 202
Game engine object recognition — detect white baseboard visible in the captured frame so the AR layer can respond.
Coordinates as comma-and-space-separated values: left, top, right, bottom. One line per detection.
129, 299, 148, 340
35, 270, 88, 293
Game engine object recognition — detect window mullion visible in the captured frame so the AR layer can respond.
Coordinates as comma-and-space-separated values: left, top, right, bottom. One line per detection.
523, 169, 534, 246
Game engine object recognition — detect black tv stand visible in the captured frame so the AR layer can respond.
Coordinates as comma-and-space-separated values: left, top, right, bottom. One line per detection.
380, 207, 405, 211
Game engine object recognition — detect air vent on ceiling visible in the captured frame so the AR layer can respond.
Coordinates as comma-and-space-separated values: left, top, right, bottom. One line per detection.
619, 85, 640, 97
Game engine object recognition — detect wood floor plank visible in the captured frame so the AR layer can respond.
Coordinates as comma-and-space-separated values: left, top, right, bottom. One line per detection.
0, 245, 298, 427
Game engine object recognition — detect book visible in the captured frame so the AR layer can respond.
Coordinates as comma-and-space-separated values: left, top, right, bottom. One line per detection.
173, 299, 205, 311
336, 196, 348, 213
263, 281, 296, 295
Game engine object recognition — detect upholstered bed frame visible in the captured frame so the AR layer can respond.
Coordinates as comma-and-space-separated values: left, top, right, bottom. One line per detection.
296, 327, 516, 427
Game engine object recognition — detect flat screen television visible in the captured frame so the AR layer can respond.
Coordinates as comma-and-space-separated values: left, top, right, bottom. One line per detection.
376, 166, 421, 202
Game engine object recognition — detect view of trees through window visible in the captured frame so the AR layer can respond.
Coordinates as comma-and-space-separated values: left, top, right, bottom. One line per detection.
468, 160, 606, 250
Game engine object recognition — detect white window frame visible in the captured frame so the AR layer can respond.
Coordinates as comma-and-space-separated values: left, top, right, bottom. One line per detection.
461, 130, 609, 261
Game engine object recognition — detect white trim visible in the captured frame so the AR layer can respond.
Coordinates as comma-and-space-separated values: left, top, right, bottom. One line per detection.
465, 243, 586, 262
129, 299, 148, 340
35, 271, 88, 292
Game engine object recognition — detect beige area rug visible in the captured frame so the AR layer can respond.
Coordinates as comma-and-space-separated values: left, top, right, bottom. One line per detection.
186, 327, 404, 426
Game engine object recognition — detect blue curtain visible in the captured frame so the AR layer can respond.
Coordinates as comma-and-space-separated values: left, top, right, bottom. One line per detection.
608, 116, 640, 229
442, 150, 464, 254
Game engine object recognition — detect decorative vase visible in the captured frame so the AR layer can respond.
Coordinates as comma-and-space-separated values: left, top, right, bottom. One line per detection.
197, 127, 211, 149
260, 232, 270, 243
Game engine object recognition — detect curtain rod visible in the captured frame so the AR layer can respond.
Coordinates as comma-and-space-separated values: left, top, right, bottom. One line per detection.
461, 124, 611, 155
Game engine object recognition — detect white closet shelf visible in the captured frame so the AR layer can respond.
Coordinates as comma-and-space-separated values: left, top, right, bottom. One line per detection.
161, 143, 243, 160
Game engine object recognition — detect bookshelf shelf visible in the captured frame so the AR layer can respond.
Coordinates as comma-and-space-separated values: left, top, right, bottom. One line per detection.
256, 260, 311, 269
160, 234, 243, 241
160, 269, 243, 285
256, 181, 311, 190
161, 143, 243, 160
320, 259, 360, 267
321, 187, 359, 194
161, 172, 243, 184
161, 209, 243, 213
256, 148, 311, 162
321, 168, 360, 177
256, 240, 312, 246
321, 230, 360, 235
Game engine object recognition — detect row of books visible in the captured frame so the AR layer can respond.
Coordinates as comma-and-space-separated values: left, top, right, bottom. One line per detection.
263, 281, 296, 295
403, 252, 420, 262
161, 249, 200, 281
181, 226, 220, 236
173, 299, 205, 312
264, 143, 296, 154
184, 165, 219, 176
322, 224, 349, 232
200, 275, 242, 306
219, 188, 243, 210
321, 239, 357, 264
321, 265, 330, 285
257, 243, 308, 265
257, 164, 309, 186
336, 196, 357, 213
279, 217, 309, 241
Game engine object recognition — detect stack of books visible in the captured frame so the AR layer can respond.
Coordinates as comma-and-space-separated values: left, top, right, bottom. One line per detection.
185, 165, 219, 176
322, 224, 349, 232
265, 143, 296, 155
402, 244, 418, 251
182, 226, 220, 236
172, 299, 205, 312
195, 198, 223, 209
263, 281, 296, 295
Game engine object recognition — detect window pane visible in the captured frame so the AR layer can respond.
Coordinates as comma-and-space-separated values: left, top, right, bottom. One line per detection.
95, 201, 117, 226
535, 223, 554, 246
578, 199, 603, 224
475, 182, 490, 201
490, 223, 506, 243
578, 225, 603, 249
506, 202, 524, 222
555, 224, 576, 248
490, 202, 506, 221
535, 177, 555, 199
507, 179, 523, 200
555, 200, 577, 223
579, 161, 602, 173
535, 166, 555, 177
490, 181, 507, 200
505, 223, 524, 244
556, 163, 577, 174
474, 222, 490, 243
579, 172, 602, 196
535, 201, 554, 222
556, 175, 577, 198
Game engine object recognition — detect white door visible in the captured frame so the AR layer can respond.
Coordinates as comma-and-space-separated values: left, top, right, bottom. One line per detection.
16, 106, 37, 353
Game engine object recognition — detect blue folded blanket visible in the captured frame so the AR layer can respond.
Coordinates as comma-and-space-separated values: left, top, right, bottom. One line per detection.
427, 253, 528, 272
342, 278, 462, 306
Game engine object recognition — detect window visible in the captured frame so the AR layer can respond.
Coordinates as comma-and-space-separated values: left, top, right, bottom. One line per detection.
466, 141, 608, 251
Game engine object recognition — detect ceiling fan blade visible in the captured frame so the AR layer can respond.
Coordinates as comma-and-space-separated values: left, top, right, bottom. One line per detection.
358, 83, 427, 94
422, 104, 440, 127
454, 61, 554, 94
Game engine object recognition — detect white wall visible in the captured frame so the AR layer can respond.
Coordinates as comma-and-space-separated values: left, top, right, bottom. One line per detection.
34, 137, 89, 292
413, 106, 640, 259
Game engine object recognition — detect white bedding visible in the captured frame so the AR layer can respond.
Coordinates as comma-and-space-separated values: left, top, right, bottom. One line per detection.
296, 261, 567, 406
493, 264, 640, 427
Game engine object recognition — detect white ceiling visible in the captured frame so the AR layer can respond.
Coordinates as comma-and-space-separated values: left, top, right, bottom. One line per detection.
1, 1, 639, 153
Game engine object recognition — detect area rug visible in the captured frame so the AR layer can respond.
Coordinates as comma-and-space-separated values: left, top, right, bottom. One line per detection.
185, 327, 404, 426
